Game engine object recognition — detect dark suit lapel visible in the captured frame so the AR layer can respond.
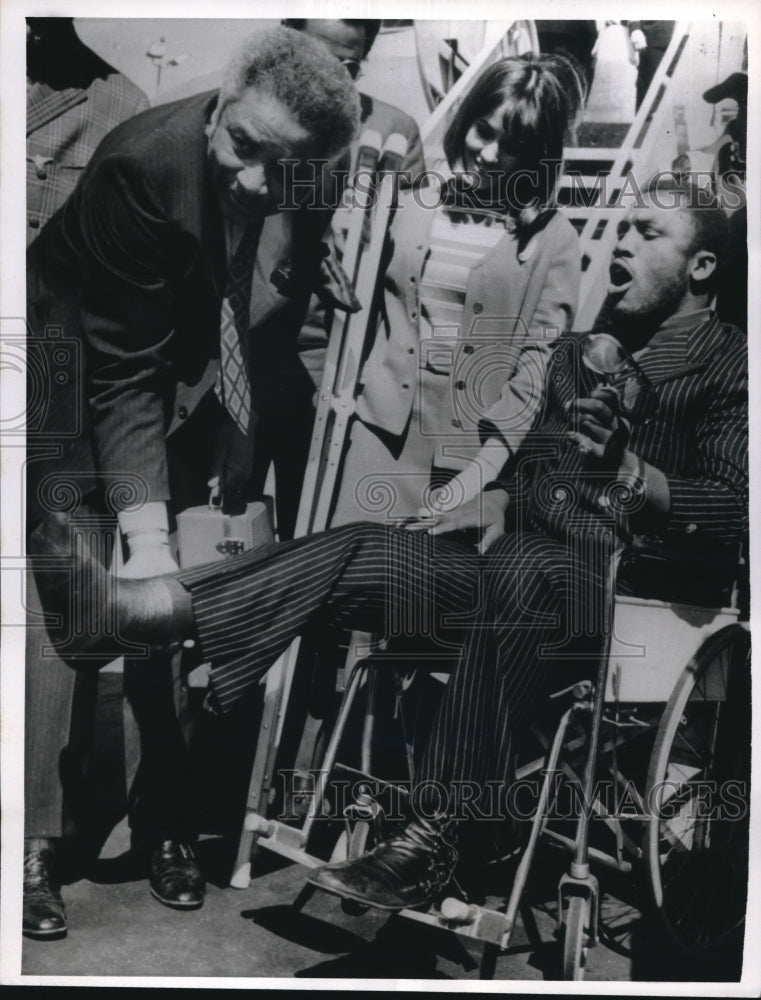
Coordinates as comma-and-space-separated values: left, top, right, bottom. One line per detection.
249, 213, 293, 327
196, 94, 227, 302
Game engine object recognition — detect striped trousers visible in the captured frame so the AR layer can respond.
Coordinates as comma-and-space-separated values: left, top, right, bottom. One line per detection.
178, 523, 609, 816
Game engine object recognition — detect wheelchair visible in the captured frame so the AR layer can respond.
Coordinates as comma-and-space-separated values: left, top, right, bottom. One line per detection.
236, 533, 750, 980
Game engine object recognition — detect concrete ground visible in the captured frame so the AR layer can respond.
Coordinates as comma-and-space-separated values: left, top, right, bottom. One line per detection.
20, 675, 745, 985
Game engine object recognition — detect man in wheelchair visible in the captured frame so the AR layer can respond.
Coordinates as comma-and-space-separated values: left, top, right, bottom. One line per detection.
34, 175, 748, 914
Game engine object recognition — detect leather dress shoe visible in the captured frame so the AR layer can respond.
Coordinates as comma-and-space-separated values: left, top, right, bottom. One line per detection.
307, 817, 457, 911
29, 512, 195, 656
23, 843, 67, 939
149, 839, 205, 909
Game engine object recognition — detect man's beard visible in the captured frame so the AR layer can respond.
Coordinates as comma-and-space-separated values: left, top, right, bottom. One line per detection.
604, 270, 689, 351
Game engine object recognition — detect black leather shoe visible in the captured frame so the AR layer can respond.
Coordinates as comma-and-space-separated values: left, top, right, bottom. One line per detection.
23, 844, 67, 939
307, 817, 457, 911
29, 512, 193, 656
149, 840, 205, 909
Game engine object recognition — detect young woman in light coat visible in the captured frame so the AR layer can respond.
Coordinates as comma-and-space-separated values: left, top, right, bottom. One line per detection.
331, 53, 586, 529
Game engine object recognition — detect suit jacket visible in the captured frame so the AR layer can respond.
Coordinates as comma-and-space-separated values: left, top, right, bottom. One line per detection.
26, 71, 149, 246
26, 91, 329, 524
505, 312, 748, 553
355, 196, 579, 456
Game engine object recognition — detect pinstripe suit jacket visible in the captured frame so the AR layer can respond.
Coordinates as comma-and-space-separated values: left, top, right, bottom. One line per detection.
26, 91, 329, 524
26, 73, 149, 246
505, 311, 748, 553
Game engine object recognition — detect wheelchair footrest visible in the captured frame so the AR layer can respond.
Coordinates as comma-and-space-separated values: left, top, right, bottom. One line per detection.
242, 814, 323, 869
401, 899, 515, 949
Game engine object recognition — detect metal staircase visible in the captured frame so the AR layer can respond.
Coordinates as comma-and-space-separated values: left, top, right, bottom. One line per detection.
418, 20, 736, 330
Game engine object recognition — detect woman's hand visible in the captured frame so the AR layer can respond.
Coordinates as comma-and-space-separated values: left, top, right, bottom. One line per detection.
403, 489, 509, 554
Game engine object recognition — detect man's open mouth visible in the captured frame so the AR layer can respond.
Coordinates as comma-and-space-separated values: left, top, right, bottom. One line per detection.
608, 260, 633, 294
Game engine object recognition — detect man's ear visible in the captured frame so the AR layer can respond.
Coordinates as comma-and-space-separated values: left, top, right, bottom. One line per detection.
206, 99, 224, 137
689, 249, 717, 283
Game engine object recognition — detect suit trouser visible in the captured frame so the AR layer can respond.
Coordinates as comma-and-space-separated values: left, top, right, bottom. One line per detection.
178, 523, 608, 815
636, 46, 669, 110
249, 383, 316, 542
25, 508, 198, 843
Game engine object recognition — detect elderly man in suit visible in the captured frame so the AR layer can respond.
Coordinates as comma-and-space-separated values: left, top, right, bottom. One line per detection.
24, 26, 359, 938
37, 175, 747, 914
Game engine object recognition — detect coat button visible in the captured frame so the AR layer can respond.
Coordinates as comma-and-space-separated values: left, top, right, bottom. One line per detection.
455, 380, 465, 390
451, 418, 462, 428
410, 311, 418, 319
685, 523, 698, 534
463, 344, 474, 354
36, 167, 48, 180
410, 276, 416, 284
401, 383, 410, 389
178, 406, 189, 420
472, 302, 483, 314
28, 217, 40, 229
407, 347, 415, 354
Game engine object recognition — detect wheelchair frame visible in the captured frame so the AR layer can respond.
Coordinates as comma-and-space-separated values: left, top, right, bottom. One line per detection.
227, 148, 750, 980
238, 557, 750, 980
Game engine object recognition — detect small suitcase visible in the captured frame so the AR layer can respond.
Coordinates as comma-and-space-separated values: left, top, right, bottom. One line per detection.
176, 494, 274, 568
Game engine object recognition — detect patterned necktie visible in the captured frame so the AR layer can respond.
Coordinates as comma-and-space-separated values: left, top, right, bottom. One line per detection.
215, 222, 261, 434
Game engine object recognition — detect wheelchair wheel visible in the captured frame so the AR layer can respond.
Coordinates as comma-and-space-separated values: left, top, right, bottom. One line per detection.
645, 624, 750, 959
561, 895, 591, 980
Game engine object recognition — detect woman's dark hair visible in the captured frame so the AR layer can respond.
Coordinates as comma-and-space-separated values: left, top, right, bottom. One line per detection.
443, 52, 586, 226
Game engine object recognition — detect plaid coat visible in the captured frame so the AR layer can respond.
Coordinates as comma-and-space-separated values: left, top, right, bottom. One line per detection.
26, 72, 148, 245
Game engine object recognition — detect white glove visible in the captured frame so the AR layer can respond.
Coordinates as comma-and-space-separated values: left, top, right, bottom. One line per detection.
118, 502, 179, 578
630, 29, 647, 51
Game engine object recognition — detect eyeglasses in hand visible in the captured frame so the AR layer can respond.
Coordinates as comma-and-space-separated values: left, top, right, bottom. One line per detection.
579, 332, 657, 425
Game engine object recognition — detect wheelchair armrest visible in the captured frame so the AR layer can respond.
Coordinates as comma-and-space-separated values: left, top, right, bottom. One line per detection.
617, 535, 742, 608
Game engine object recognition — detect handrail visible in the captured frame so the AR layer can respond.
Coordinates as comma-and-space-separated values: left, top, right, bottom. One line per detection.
569, 22, 694, 329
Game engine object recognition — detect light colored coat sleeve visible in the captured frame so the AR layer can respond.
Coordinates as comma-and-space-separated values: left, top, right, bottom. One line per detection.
478, 214, 580, 451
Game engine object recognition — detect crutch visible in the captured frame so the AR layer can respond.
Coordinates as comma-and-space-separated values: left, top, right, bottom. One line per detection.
230, 172, 398, 886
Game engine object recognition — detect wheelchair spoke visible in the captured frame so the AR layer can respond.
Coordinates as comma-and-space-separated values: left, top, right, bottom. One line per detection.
645, 626, 750, 960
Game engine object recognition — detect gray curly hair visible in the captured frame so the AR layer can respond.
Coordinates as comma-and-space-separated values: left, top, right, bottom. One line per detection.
213, 26, 360, 160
